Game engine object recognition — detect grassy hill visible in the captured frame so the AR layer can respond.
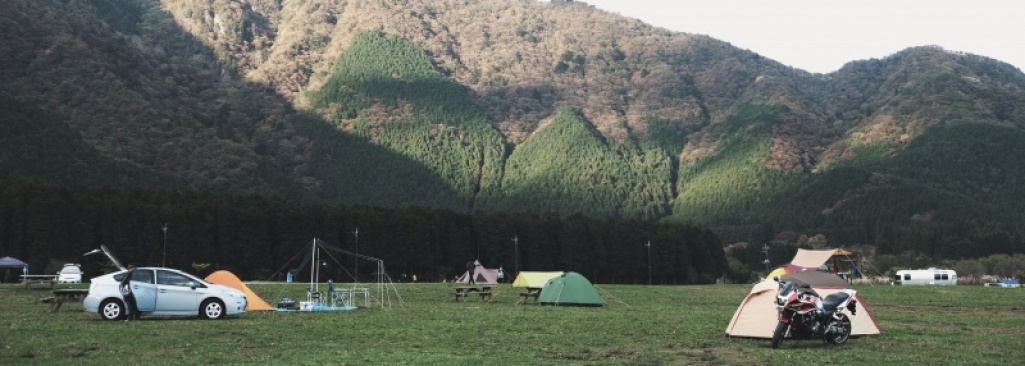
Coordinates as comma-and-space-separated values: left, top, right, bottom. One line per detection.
307, 31, 505, 210
475, 106, 675, 219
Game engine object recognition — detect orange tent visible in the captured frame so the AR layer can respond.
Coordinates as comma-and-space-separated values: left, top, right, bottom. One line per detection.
205, 270, 275, 311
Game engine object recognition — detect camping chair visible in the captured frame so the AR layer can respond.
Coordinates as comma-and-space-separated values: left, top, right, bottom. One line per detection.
328, 280, 355, 308
307, 287, 323, 305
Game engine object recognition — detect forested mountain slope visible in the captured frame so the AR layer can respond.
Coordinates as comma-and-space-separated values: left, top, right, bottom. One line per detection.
3, 0, 1025, 255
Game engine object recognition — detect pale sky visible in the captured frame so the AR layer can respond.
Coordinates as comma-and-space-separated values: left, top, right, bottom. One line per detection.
583, 0, 1024, 74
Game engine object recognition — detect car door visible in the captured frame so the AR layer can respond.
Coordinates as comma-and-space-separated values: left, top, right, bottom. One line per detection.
130, 269, 158, 312
155, 269, 202, 313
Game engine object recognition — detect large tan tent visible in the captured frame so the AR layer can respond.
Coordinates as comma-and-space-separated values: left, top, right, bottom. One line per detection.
205, 270, 275, 311
725, 250, 882, 338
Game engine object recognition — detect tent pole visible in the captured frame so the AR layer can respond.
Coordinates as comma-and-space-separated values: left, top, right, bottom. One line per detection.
309, 238, 317, 300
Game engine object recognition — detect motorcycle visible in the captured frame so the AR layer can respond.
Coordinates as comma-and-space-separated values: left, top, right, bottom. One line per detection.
771, 276, 857, 349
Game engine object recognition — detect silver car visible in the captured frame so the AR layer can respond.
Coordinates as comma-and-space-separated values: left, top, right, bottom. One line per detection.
57, 263, 82, 283
83, 267, 247, 320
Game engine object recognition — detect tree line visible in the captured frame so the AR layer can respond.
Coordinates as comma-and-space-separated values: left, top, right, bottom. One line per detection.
0, 177, 726, 285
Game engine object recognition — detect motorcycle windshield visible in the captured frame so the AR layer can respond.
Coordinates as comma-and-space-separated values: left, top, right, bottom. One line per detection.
779, 282, 797, 296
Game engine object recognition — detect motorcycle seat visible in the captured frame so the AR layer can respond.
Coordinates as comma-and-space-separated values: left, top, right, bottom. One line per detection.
821, 292, 851, 311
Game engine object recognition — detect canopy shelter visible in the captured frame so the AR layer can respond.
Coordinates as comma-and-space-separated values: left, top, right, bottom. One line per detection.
0, 256, 28, 268
270, 238, 403, 310
0, 256, 29, 282
538, 272, 603, 307
786, 248, 857, 274
512, 271, 564, 288
205, 270, 275, 311
727, 261, 882, 338
456, 260, 500, 285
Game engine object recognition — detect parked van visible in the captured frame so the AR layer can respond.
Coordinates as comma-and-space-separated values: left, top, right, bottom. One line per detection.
57, 263, 82, 283
893, 268, 957, 285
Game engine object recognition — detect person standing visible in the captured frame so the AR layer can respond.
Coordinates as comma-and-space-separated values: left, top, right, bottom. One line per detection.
120, 265, 139, 321
498, 267, 505, 283
465, 260, 476, 285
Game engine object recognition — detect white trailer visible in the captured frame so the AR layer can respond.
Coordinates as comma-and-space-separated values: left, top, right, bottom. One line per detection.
893, 268, 958, 285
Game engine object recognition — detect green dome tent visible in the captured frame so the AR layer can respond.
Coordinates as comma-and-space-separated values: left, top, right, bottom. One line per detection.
538, 272, 603, 307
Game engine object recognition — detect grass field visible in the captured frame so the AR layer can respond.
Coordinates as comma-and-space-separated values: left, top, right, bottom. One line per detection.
1, 281, 1023, 365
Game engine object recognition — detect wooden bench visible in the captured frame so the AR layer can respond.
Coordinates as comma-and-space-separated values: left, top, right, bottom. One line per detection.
454, 286, 493, 301
21, 275, 58, 290
46, 289, 89, 313
518, 288, 541, 304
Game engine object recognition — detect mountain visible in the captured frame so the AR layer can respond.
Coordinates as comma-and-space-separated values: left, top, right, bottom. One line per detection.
2, 0, 1025, 254
0, 95, 179, 188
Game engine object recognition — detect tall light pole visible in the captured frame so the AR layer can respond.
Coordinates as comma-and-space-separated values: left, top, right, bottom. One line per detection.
162, 223, 168, 267
645, 240, 652, 285
511, 235, 519, 277
353, 227, 359, 282
762, 243, 771, 274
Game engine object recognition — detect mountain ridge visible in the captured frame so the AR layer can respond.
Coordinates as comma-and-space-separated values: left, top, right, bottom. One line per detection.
3, 0, 1025, 250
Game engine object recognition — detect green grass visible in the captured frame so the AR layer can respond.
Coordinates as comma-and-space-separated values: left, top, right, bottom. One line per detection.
1, 283, 1023, 365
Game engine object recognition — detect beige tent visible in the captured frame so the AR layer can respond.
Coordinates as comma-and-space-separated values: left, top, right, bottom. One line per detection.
512, 271, 564, 288
205, 270, 275, 311
457, 260, 500, 284
726, 251, 881, 338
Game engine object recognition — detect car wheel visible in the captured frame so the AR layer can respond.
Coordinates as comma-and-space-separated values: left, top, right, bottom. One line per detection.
100, 299, 125, 321
200, 299, 225, 320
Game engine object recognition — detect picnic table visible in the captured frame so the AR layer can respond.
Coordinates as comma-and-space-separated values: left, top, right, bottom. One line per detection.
44, 289, 89, 313
518, 287, 541, 304
21, 274, 57, 290
454, 285, 494, 301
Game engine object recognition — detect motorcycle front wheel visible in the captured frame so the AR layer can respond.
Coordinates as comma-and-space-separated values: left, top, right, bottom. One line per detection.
825, 313, 852, 345
771, 321, 790, 349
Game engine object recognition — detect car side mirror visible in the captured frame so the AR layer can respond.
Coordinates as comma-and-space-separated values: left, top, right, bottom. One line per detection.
773, 276, 780, 283
189, 281, 198, 289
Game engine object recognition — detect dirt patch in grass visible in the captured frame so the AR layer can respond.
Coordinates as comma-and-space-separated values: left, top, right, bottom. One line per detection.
885, 321, 1022, 335
552, 346, 762, 365
885, 305, 1020, 315
658, 346, 763, 365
